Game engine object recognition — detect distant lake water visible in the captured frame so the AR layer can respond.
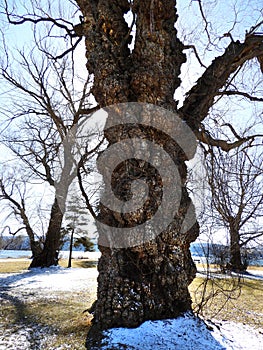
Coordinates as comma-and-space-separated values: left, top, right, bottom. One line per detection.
0, 250, 31, 259
0, 250, 262, 266
0, 250, 101, 260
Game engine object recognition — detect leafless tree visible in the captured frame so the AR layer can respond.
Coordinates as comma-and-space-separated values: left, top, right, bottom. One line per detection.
204, 145, 263, 272
0, 171, 44, 256
0, 7, 102, 267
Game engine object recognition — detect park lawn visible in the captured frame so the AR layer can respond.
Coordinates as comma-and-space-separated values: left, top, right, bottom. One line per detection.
0, 260, 96, 349
0, 291, 93, 350
189, 275, 263, 329
0, 259, 262, 348
0, 259, 31, 273
0, 258, 97, 273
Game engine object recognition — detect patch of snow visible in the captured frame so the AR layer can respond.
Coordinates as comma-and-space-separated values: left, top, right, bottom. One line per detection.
0, 324, 53, 350
101, 313, 224, 349
58, 251, 101, 260
0, 267, 262, 349
212, 320, 263, 350
196, 270, 263, 281
0, 266, 98, 292
100, 313, 263, 349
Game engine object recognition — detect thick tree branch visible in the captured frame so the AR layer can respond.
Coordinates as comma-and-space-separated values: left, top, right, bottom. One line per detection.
179, 34, 263, 129
240, 231, 263, 246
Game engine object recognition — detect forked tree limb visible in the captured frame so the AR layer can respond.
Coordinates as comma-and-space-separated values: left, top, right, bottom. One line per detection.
183, 45, 207, 68
196, 128, 252, 152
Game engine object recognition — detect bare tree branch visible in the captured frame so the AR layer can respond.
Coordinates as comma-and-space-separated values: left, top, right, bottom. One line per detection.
3, 0, 84, 60
217, 90, 263, 102
194, 0, 212, 43
179, 34, 263, 130
53, 36, 82, 60
3, 0, 75, 36
196, 126, 255, 152
183, 45, 207, 68
76, 137, 106, 219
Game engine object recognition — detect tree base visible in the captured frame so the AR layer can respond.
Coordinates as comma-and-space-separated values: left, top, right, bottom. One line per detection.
90, 229, 198, 330
29, 250, 59, 268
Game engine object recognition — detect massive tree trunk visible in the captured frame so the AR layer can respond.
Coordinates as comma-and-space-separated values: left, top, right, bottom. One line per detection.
76, 0, 198, 333
75, 0, 263, 339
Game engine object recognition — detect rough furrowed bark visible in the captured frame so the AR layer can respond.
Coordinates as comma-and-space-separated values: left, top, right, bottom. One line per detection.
79, 0, 132, 105
77, 0, 198, 334
131, 0, 185, 108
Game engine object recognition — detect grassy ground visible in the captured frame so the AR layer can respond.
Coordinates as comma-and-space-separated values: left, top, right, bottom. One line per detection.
189, 270, 263, 329
0, 258, 97, 273
0, 258, 97, 349
0, 259, 31, 273
0, 260, 262, 349
0, 292, 93, 349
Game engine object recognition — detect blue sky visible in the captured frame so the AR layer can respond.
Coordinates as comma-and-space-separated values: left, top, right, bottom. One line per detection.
0, 0, 262, 245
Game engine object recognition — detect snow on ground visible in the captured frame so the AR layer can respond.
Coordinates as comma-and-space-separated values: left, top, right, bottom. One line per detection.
101, 313, 263, 350
196, 269, 263, 281
0, 266, 98, 292
0, 264, 262, 349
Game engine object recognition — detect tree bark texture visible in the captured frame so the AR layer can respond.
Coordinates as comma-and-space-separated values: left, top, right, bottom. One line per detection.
76, 0, 199, 331
76, 0, 263, 332
229, 229, 244, 272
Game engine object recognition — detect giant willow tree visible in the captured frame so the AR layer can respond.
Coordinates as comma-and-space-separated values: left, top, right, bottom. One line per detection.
2, 0, 263, 334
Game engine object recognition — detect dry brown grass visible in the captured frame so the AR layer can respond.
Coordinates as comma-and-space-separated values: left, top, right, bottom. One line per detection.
0, 259, 31, 273
189, 275, 263, 328
0, 292, 94, 349
0, 259, 262, 348
0, 258, 97, 273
